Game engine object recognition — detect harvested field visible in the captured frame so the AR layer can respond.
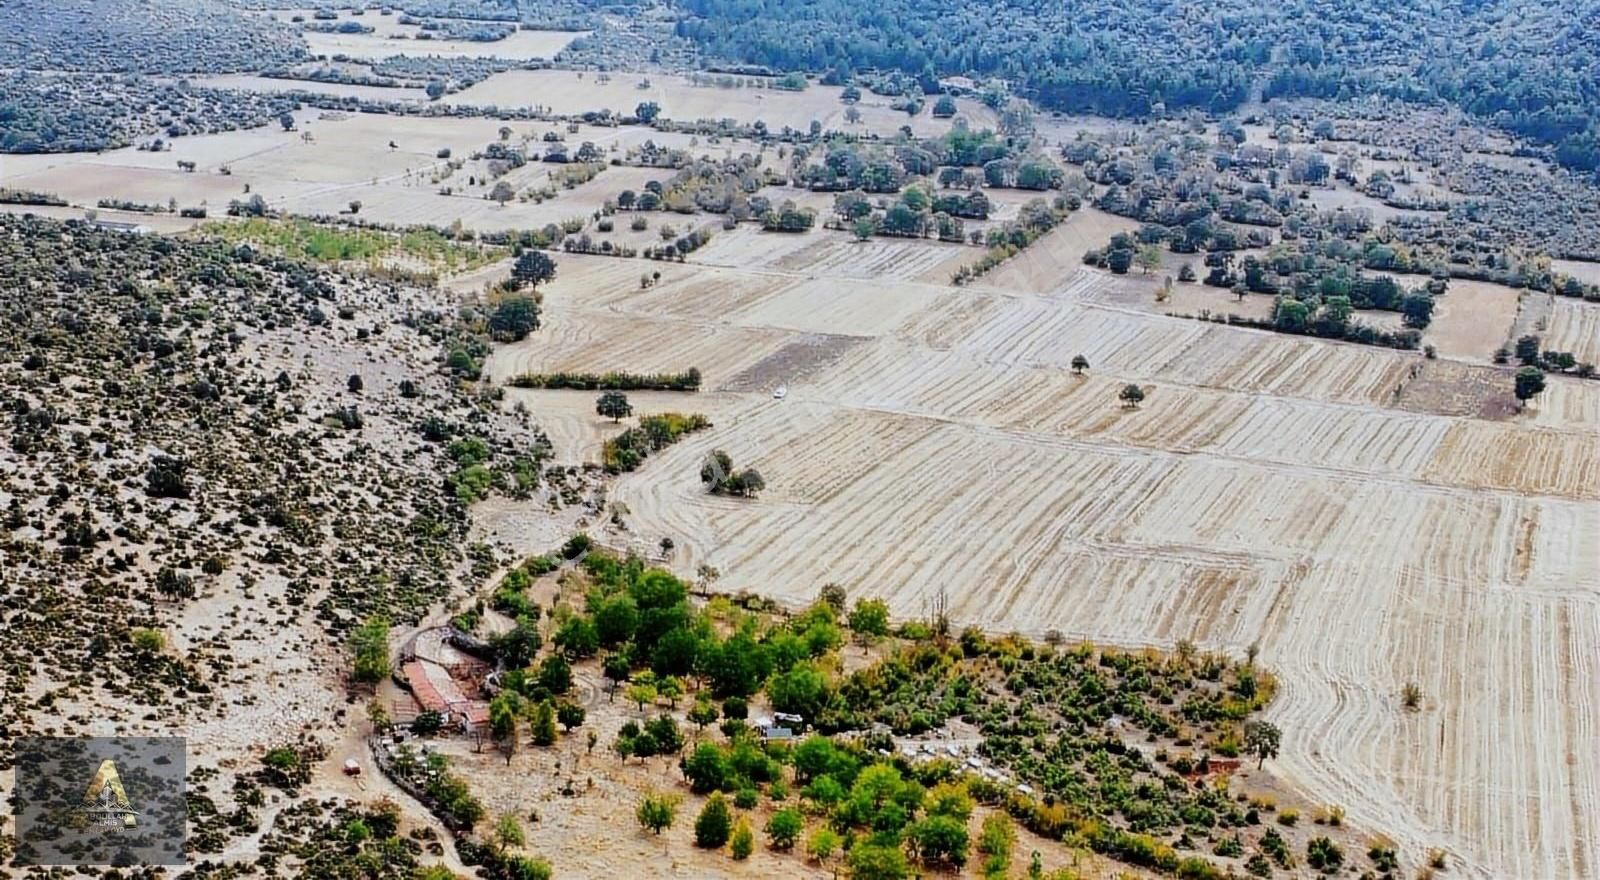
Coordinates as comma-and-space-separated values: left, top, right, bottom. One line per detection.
767, 233, 973, 284
1425, 279, 1524, 362
1089, 272, 1278, 321
301, 27, 581, 60
688, 223, 828, 270
450, 71, 998, 133
1528, 377, 1600, 431
1555, 258, 1600, 286
528, 247, 1600, 878
1543, 297, 1600, 365
1421, 421, 1600, 499
485, 309, 797, 388
975, 208, 1140, 294
1393, 358, 1519, 419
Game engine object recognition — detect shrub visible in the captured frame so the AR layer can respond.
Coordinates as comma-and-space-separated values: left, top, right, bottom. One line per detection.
1306, 836, 1343, 873
765, 807, 804, 850
694, 792, 732, 848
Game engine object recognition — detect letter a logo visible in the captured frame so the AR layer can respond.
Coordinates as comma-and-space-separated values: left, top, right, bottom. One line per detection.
80, 759, 138, 828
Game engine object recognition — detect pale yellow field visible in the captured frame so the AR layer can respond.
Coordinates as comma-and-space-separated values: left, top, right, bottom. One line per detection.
974, 207, 1141, 294
1543, 297, 1600, 366
1554, 258, 1600, 287
450, 71, 999, 134
495, 238, 1600, 879
1426, 279, 1524, 362
302, 25, 581, 61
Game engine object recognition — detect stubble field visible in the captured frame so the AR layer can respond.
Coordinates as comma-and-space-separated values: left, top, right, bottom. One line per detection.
489, 213, 1600, 879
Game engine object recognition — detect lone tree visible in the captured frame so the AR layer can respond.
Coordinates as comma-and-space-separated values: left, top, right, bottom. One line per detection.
596, 390, 633, 422
511, 249, 557, 291
1244, 720, 1281, 769
1514, 366, 1546, 408
1070, 354, 1089, 375
489, 692, 521, 764
493, 813, 525, 854
530, 699, 558, 746
1118, 383, 1146, 409
490, 180, 516, 206
1135, 244, 1164, 274
636, 792, 678, 835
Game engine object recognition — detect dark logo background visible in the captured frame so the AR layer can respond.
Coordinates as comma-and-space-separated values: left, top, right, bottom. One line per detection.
12, 737, 186, 866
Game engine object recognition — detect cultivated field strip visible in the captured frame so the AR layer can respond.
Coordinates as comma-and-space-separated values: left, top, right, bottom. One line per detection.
1422, 421, 1600, 499
1528, 378, 1600, 431
1503, 498, 1600, 596
690, 224, 832, 270
975, 207, 1141, 294
1544, 297, 1600, 365
725, 276, 961, 337
486, 308, 796, 383
540, 252, 686, 304
770, 234, 972, 283
602, 267, 802, 323
1265, 559, 1600, 878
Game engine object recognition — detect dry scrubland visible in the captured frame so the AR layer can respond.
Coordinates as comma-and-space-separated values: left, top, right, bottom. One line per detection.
489, 208, 1600, 878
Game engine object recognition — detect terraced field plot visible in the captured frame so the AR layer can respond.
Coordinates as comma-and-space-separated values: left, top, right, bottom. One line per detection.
503, 232, 1600, 879
1544, 296, 1600, 366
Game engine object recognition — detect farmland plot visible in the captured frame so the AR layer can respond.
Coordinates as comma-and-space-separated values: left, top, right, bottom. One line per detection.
974, 208, 1140, 294
1543, 297, 1600, 365
547, 248, 1600, 878
301, 26, 581, 60
1424, 279, 1523, 362
768, 233, 973, 283
450, 71, 997, 133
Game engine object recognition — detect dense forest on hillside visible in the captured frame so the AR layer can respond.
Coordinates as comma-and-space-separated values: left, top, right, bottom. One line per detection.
672, 0, 1600, 174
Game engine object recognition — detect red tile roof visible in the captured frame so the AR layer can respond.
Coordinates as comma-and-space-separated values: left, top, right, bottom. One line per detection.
402, 661, 449, 713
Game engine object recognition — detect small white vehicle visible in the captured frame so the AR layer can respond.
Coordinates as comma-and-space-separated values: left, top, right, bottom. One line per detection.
773, 385, 788, 399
